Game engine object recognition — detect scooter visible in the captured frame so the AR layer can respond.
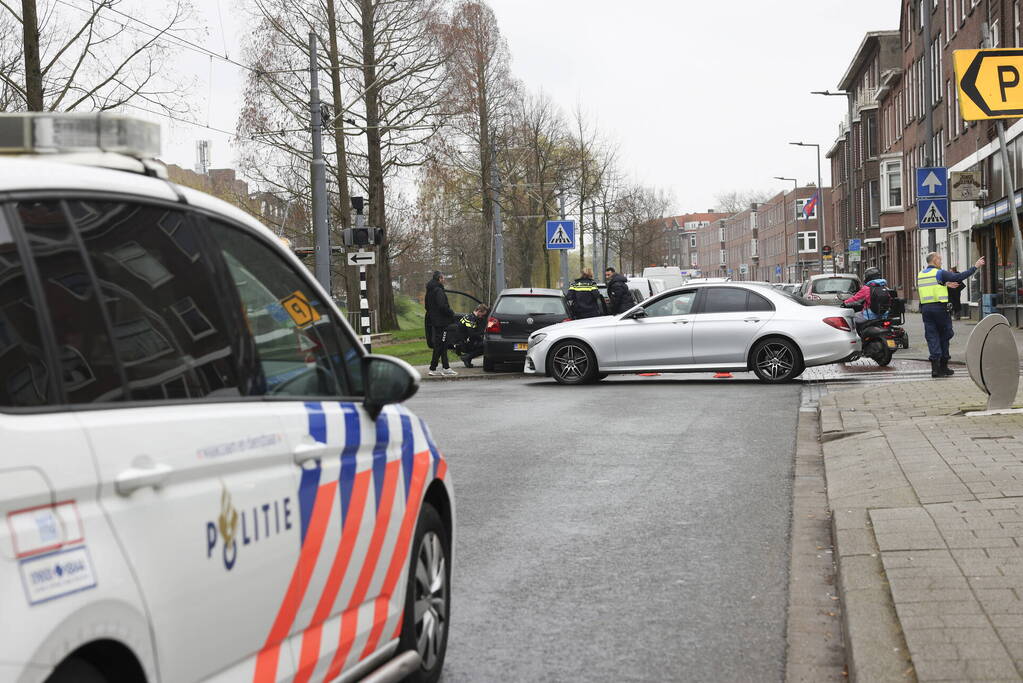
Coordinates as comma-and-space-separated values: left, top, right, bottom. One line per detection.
843, 300, 910, 367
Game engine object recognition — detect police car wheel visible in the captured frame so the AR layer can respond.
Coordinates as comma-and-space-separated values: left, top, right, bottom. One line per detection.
48, 657, 108, 683
549, 341, 596, 385
398, 503, 450, 683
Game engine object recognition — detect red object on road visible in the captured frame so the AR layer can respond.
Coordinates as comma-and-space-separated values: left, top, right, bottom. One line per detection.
637, 372, 660, 376
713, 372, 733, 378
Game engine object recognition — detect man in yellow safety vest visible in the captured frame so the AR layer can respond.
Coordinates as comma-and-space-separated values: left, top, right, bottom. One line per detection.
917, 252, 985, 377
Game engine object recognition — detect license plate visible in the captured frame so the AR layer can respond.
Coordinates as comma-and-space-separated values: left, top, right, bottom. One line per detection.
886, 339, 896, 348
514, 343, 528, 351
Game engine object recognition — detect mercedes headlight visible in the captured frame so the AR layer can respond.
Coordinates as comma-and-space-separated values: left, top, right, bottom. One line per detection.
527, 333, 547, 349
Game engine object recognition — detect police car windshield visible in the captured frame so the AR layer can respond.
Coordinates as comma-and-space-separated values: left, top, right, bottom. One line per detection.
494, 295, 566, 316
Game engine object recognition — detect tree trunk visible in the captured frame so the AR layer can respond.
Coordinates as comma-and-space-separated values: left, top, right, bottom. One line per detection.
22, 0, 43, 111
360, 0, 398, 330
326, 0, 357, 315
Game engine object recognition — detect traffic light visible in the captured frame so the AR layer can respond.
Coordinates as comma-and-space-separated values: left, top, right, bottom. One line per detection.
341, 226, 382, 246
822, 245, 833, 256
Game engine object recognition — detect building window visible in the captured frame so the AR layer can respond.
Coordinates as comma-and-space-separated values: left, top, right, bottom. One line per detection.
865, 114, 878, 158
690, 235, 697, 248
868, 179, 880, 226
881, 159, 903, 210
796, 231, 818, 253
795, 197, 818, 220
993, 19, 1001, 47
719, 249, 727, 265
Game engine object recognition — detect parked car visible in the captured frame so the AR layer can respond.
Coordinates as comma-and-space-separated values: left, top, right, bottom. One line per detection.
797, 273, 862, 304
0, 113, 453, 683
524, 282, 860, 384
484, 288, 571, 371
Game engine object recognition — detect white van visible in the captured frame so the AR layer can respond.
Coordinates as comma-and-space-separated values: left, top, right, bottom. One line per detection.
625, 277, 666, 303
642, 266, 686, 290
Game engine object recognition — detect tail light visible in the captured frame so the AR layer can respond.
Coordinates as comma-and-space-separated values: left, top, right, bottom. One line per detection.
823, 316, 851, 331
563, 318, 572, 322
486, 316, 501, 333
882, 320, 891, 327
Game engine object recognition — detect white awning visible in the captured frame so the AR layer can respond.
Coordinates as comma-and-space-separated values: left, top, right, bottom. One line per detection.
879, 226, 904, 233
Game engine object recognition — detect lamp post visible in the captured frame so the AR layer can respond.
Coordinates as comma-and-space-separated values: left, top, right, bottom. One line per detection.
812, 89, 854, 274
790, 142, 825, 275
775, 177, 797, 281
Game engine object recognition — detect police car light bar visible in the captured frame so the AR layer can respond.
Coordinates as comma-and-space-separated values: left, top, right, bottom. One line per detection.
0, 113, 160, 158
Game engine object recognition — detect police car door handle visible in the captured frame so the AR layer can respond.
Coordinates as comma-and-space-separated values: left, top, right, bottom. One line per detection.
293, 441, 333, 465
115, 461, 173, 496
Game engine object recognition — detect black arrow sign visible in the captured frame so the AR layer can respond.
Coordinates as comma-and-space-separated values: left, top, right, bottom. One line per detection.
960, 49, 1023, 117
349, 253, 373, 263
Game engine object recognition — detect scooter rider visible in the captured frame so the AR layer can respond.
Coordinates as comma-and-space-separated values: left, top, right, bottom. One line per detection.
843, 267, 888, 327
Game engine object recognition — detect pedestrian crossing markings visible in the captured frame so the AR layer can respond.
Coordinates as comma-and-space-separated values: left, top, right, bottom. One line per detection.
920, 201, 946, 225
549, 225, 573, 245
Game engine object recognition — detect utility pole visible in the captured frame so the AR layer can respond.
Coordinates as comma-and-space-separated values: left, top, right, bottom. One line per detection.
591, 204, 601, 277
22, 0, 43, 111
491, 144, 506, 294
559, 192, 570, 291
923, 0, 936, 254
309, 32, 331, 296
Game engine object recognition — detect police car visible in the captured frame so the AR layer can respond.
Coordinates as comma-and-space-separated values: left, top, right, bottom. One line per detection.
0, 114, 453, 683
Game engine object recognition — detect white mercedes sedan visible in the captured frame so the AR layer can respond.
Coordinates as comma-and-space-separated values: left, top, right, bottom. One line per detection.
524, 282, 860, 384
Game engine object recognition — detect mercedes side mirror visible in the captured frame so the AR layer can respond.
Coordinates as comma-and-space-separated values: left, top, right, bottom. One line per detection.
625, 307, 646, 320
362, 355, 420, 420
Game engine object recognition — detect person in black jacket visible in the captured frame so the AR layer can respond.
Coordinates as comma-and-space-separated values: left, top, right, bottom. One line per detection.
424, 271, 457, 376
604, 267, 635, 314
567, 268, 604, 319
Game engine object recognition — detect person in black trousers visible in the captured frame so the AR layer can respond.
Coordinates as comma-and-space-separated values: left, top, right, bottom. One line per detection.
424, 271, 457, 376
947, 266, 963, 319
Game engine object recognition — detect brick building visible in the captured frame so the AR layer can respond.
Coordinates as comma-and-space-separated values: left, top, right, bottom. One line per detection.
657, 212, 730, 271
839, 1, 1023, 323
694, 188, 831, 281
827, 31, 904, 290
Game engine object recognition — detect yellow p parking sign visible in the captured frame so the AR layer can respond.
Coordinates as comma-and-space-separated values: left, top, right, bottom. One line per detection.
280, 290, 321, 328
954, 48, 1023, 120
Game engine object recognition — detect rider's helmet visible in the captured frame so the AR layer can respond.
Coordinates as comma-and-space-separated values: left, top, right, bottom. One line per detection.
862, 267, 882, 283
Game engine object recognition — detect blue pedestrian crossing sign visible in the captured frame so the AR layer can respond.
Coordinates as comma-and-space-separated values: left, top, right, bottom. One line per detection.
545, 220, 576, 250
917, 197, 949, 229
916, 167, 948, 199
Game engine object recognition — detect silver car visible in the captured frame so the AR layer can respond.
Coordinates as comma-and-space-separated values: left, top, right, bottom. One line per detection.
524, 283, 860, 384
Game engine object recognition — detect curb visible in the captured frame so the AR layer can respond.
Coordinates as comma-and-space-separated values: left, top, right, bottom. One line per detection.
815, 401, 916, 683
416, 369, 525, 382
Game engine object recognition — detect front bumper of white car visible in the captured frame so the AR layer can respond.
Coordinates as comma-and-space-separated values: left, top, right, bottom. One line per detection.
523, 334, 553, 375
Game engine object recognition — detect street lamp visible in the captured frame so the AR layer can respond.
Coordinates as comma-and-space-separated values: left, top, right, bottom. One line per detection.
774, 176, 798, 189
812, 89, 854, 273
790, 142, 826, 276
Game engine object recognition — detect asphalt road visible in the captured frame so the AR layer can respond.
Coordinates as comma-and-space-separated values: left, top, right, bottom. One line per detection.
407, 374, 802, 682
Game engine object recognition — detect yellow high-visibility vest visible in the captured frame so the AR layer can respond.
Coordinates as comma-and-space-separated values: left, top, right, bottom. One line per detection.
917, 267, 948, 304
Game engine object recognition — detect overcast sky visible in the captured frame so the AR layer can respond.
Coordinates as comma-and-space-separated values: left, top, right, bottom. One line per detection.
160, 0, 901, 213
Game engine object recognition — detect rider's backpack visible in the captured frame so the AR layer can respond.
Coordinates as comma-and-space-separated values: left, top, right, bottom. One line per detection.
868, 283, 893, 316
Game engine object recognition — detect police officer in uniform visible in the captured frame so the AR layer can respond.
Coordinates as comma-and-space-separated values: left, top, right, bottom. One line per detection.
567, 268, 604, 319
452, 304, 489, 368
918, 252, 984, 378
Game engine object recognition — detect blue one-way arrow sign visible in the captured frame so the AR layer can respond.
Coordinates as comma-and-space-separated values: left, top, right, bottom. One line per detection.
545, 220, 576, 250
916, 167, 948, 198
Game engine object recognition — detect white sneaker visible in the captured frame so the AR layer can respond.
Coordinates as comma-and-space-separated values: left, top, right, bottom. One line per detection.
427, 369, 443, 376
441, 368, 458, 376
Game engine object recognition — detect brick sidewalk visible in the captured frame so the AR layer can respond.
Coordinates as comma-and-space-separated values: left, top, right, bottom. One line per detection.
818, 378, 1023, 682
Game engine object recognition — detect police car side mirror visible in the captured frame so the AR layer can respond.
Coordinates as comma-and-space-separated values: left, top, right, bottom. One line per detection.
362, 355, 420, 420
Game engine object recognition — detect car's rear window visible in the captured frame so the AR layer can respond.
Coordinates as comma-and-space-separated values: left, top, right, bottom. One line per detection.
494, 295, 566, 315
812, 277, 858, 295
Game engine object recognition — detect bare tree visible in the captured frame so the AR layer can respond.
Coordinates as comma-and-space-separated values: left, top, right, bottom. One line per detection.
238, 0, 445, 327
713, 188, 774, 215
0, 0, 196, 114
434, 0, 514, 290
